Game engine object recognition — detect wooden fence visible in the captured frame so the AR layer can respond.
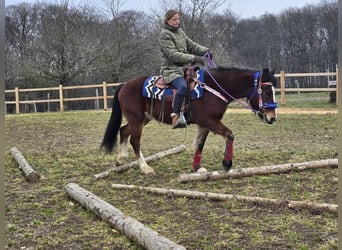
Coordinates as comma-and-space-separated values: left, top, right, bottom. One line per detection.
5, 82, 121, 114
5, 70, 338, 114
277, 71, 338, 105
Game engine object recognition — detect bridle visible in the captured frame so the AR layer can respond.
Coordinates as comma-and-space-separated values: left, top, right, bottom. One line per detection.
247, 71, 278, 116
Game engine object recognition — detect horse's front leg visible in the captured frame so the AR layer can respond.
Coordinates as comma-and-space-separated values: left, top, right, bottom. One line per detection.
192, 126, 210, 173
203, 120, 234, 172
222, 131, 234, 172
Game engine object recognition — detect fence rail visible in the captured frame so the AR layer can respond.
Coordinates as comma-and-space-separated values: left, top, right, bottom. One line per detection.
5, 70, 338, 114
275, 71, 338, 105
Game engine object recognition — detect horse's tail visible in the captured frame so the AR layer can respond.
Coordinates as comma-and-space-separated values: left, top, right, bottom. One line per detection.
101, 84, 124, 153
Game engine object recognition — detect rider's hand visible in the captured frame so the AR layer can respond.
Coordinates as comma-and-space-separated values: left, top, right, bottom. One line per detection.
207, 51, 213, 60
193, 56, 205, 65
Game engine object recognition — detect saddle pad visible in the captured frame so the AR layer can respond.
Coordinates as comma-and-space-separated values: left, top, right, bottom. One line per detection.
142, 69, 205, 100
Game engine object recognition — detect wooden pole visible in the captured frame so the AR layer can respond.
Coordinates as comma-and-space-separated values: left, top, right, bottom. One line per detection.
336, 64, 339, 105
95, 145, 186, 179
59, 84, 64, 112
280, 70, 286, 105
10, 147, 40, 182
65, 183, 186, 250
103, 81, 108, 110
111, 184, 337, 214
15, 87, 20, 114
177, 159, 338, 183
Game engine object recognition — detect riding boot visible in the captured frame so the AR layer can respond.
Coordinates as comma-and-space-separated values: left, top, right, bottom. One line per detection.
171, 93, 186, 129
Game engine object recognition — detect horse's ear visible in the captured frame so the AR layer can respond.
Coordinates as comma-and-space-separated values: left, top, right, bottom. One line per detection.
262, 68, 269, 76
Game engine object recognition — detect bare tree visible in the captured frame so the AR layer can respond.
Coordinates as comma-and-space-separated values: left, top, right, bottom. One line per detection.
33, 3, 103, 86
95, 10, 159, 82
4, 0, 338, 95
204, 10, 237, 66
158, 0, 229, 41
97, 0, 127, 19
5, 3, 41, 89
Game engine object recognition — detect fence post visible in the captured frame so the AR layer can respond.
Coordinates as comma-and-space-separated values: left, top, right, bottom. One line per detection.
280, 70, 285, 105
336, 65, 339, 106
95, 89, 99, 110
47, 93, 50, 112
103, 81, 108, 111
15, 87, 20, 114
59, 84, 64, 112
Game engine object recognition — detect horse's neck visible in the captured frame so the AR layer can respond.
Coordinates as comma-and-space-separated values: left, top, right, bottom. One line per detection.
206, 69, 254, 99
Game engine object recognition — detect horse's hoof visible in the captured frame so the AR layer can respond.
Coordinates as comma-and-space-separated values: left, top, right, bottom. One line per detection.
197, 167, 208, 173
140, 166, 156, 175
116, 157, 127, 166
222, 159, 232, 172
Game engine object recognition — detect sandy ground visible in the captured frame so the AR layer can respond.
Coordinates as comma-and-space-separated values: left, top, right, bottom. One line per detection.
227, 108, 338, 114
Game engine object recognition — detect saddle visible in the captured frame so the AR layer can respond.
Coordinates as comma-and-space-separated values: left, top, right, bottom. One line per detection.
142, 66, 204, 124
153, 66, 200, 92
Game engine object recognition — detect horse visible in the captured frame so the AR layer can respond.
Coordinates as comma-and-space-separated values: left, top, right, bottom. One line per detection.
101, 62, 278, 174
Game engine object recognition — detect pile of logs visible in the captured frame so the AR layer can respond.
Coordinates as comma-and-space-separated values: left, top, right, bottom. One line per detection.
10, 144, 338, 248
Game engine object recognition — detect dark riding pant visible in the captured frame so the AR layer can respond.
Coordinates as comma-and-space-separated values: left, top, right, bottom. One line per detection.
171, 77, 187, 114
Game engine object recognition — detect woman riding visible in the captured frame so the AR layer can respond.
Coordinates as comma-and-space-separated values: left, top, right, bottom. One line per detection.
159, 9, 211, 128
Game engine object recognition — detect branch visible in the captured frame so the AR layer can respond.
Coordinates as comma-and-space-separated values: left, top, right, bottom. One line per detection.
10, 147, 40, 182
111, 183, 337, 214
95, 145, 186, 179
177, 159, 338, 183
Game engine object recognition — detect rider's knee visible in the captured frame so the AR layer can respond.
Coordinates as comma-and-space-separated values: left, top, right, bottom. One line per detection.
173, 77, 187, 95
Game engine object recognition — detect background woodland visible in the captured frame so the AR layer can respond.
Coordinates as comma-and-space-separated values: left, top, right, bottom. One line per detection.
5, 0, 338, 109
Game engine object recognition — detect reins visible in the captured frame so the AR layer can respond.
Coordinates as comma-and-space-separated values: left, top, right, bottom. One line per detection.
201, 52, 266, 114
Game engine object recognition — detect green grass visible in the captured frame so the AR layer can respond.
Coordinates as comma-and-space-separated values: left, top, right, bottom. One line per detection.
5, 110, 337, 249
278, 92, 336, 108
228, 92, 337, 109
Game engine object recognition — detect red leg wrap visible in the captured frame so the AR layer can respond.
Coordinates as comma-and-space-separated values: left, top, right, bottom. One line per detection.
192, 150, 202, 170
224, 140, 234, 161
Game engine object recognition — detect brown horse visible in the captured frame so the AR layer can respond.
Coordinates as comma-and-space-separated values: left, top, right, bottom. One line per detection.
101, 65, 278, 174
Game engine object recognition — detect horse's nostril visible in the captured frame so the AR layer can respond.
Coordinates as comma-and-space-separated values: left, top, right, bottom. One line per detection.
269, 117, 277, 124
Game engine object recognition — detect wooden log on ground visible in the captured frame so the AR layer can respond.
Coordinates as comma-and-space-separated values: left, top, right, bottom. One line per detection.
95, 144, 186, 179
111, 184, 338, 214
178, 159, 338, 183
10, 147, 40, 182
65, 183, 186, 250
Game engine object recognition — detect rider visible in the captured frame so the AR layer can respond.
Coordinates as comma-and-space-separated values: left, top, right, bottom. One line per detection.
159, 9, 211, 129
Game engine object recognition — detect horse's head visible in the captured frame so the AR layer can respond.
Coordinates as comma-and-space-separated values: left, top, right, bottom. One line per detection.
249, 68, 278, 124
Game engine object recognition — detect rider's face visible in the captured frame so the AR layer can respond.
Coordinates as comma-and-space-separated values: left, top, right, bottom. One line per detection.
167, 13, 180, 28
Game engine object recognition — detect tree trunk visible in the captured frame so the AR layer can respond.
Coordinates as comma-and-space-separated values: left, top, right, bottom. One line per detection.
111, 184, 337, 214
10, 147, 40, 182
178, 159, 338, 183
95, 144, 186, 179
65, 183, 186, 250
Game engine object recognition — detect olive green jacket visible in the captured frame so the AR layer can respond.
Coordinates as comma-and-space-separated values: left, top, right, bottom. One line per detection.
159, 24, 209, 83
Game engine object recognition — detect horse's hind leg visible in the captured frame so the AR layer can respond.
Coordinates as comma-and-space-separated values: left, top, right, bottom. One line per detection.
192, 126, 210, 173
117, 118, 151, 165
116, 124, 130, 165
130, 121, 155, 175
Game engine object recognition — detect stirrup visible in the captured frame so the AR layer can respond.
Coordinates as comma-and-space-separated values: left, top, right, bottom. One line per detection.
171, 112, 186, 129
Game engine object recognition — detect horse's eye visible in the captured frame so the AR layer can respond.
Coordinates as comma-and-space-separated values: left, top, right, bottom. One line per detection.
262, 87, 272, 95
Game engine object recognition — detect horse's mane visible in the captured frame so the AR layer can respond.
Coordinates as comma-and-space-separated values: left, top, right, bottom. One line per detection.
209, 66, 254, 73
